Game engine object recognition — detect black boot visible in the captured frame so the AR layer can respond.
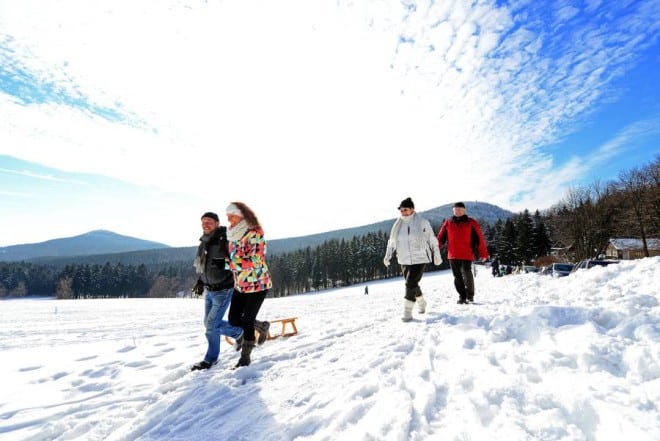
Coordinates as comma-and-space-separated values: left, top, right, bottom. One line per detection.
234, 340, 255, 368
234, 330, 244, 352
254, 320, 270, 345
191, 360, 213, 371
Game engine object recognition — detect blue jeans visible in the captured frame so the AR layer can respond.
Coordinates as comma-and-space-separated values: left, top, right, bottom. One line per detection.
203, 289, 243, 364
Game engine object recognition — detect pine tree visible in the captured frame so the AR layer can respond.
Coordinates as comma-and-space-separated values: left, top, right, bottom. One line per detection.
516, 210, 535, 264
532, 210, 552, 259
497, 219, 517, 264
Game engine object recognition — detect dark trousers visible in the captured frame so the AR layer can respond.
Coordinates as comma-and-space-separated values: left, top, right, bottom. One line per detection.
402, 264, 426, 301
449, 260, 475, 301
228, 289, 268, 342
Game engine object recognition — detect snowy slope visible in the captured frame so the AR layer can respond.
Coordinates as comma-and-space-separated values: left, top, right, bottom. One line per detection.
0, 257, 658, 441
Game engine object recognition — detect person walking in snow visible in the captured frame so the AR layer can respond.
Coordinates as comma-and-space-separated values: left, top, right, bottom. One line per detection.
383, 197, 442, 322
191, 212, 244, 371
436, 202, 489, 304
225, 202, 272, 368
491, 256, 500, 277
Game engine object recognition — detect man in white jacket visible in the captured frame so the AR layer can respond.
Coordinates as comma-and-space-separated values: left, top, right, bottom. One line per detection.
383, 197, 442, 322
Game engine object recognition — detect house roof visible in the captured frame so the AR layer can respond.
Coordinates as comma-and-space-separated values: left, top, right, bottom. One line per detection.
608, 238, 660, 251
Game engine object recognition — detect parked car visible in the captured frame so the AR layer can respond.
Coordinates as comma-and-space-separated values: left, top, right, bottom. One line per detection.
570, 259, 619, 273
522, 265, 538, 273
551, 263, 574, 277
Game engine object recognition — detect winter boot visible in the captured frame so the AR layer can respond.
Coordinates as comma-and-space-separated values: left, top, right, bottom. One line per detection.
191, 360, 213, 371
254, 320, 270, 345
234, 340, 255, 368
417, 295, 427, 314
402, 299, 415, 322
234, 329, 244, 352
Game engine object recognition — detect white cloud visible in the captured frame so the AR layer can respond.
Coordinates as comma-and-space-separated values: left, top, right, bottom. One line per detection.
0, 189, 33, 197
555, 5, 581, 25
586, 117, 660, 167
0, 166, 82, 183
0, 0, 658, 243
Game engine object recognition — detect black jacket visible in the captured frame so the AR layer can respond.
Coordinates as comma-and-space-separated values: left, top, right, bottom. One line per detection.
199, 226, 234, 290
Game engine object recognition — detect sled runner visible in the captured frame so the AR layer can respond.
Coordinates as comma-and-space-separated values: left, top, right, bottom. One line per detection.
266, 317, 298, 339
226, 317, 298, 345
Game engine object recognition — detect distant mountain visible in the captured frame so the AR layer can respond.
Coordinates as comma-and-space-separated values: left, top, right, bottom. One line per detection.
10, 202, 514, 265
0, 230, 170, 262
421, 201, 515, 226
266, 200, 514, 255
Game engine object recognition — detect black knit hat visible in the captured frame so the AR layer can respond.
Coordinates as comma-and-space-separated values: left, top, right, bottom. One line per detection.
453, 202, 466, 208
201, 212, 219, 222
398, 197, 415, 210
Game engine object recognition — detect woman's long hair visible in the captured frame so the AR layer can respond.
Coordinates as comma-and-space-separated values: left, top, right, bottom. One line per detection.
230, 201, 261, 229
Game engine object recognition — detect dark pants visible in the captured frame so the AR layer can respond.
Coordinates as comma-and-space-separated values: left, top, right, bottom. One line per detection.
228, 289, 268, 342
449, 260, 475, 301
402, 264, 426, 301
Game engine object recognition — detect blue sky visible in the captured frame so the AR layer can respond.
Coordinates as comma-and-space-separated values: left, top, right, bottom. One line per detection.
1, 0, 659, 247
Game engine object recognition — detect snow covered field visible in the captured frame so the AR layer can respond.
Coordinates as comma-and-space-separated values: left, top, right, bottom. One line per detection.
1, 257, 658, 441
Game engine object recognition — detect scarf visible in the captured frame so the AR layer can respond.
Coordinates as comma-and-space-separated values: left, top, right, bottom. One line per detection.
388, 213, 414, 244
193, 228, 222, 274
227, 219, 249, 242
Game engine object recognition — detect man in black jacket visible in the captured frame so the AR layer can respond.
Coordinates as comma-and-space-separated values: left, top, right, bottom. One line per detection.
191, 212, 245, 371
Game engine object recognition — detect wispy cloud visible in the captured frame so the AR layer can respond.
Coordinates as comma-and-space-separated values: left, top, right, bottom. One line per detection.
0, 166, 83, 184
499, 115, 660, 211
381, 0, 660, 209
0, 189, 33, 197
0, 0, 658, 240
586, 116, 660, 168
0, 35, 132, 124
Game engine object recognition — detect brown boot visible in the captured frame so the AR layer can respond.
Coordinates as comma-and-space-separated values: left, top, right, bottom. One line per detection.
234, 340, 255, 368
254, 320, 270, 345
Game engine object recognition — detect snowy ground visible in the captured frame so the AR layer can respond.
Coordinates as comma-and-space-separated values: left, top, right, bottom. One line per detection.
1, 257, 658, 441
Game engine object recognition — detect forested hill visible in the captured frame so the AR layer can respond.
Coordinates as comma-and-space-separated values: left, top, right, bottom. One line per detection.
269, 201, 514, 255
417, 201, 513, 228
20, 202, 514, 266
0, 230, 170, 263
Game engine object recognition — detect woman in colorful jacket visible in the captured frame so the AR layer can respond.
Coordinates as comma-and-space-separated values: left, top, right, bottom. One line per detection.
225, 201, 273, 368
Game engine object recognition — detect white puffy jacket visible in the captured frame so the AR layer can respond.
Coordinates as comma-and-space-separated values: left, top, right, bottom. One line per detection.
384, 212, 440, 265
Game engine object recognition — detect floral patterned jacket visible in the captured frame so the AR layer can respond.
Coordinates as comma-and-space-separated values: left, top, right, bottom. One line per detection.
228, 227, 273, 293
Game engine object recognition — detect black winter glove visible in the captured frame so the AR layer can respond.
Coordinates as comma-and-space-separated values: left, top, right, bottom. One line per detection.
192, 281, 204, 295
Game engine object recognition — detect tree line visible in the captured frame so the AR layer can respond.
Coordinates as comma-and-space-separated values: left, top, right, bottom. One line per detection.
0, 261, 194, 299
482, 209, 553, 266
0, 232, 430, 299
1, 157, 656, 299
545, 157, 658, 261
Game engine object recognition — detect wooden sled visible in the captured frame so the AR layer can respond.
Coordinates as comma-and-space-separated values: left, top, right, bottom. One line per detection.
225, 317, 298, 345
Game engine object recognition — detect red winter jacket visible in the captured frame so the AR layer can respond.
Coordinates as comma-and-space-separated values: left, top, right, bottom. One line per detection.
437, 215, 488, 261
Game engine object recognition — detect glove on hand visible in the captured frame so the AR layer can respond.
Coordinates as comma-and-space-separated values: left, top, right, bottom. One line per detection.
383, 257, 390, 267
433, 254, 442, 266
192, 281, 204, 295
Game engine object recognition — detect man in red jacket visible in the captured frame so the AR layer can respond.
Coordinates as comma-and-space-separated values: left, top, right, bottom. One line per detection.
437, 202, 489, 304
